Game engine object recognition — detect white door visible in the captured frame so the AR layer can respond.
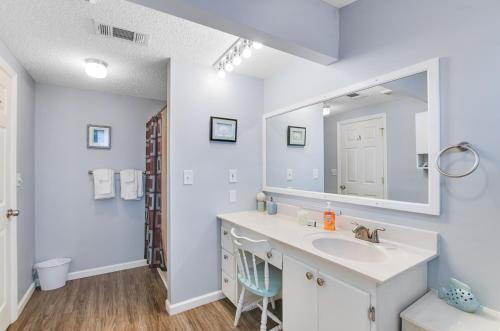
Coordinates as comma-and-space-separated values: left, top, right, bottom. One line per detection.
338, 115, 386, 198
317, 271, 371, 331
0, 66, 15, 330
283, 256, 318, 331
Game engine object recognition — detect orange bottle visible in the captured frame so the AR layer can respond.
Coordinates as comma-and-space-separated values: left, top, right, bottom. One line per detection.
323, 202, 336, 231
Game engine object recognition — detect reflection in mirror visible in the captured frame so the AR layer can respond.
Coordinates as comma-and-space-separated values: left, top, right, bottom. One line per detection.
266, 72, 429, 204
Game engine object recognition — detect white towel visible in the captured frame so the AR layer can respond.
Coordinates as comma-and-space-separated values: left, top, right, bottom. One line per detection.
120, 169, 144, 200
93, 169, 115, 200
136, 170, 144, 199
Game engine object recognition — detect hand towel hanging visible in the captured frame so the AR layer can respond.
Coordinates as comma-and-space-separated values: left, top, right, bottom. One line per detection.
93, 169, 115, 200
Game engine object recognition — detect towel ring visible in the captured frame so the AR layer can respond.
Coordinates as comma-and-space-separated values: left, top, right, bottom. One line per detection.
436, 142, 479, 178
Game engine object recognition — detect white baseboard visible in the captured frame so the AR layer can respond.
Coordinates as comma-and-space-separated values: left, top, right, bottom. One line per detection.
17, 282, 35, 317
67, 259, 147, 281
157, 268, 168, 291
165, 290, 225, 316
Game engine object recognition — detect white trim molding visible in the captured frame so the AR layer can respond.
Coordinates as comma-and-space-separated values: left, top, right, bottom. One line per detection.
67, 259, 147, 281
263, 58, 441, 215
165, 291, 225, 316
157, 268, 168, 291
17, 282, 35, 317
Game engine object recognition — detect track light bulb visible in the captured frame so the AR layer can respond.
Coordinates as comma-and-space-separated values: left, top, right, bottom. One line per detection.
242, 45, 252, 58
252, 42, 263, 49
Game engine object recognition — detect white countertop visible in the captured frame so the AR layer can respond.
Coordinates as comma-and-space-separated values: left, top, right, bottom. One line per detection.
401, 290, 500, 331
217, 210, 438, 284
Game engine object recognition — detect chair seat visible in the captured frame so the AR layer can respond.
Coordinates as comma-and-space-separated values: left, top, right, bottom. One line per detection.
238, 262, 282, 297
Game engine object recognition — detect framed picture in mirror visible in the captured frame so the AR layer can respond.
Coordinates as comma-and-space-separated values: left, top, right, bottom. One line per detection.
287, 126, 306, 146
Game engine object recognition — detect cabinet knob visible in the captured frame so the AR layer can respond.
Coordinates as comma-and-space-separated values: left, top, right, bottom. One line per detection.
223, 230, 228, 235
266, 251, 273, 259
305, 272, 313, 280
317, 278, 325, 286
223, 254, 228, 260
224, 278, 229, 284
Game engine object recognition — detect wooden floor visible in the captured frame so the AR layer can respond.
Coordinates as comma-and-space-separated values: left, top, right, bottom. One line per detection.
9, 266, 281, 331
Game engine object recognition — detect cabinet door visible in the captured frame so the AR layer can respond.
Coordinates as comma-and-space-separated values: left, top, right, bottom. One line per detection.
283, 256, 318, 331
317, 271, 371, 331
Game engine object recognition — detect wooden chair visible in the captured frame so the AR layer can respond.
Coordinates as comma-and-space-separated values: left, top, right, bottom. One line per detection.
230, 228, 282, 331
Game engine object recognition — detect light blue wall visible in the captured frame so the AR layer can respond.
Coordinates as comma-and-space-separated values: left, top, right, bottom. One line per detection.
263, 0, 500, 310
168, 59, 263, 304
0, 40, 36, 301
34, 84, 164, 273
267, 104, 324, 192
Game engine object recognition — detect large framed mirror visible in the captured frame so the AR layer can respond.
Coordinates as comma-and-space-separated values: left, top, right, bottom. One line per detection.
263, 59, 440, 215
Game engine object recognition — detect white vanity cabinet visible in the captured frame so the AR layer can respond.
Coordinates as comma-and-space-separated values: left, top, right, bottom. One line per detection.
218, 211, 438, 331
283, 256, 371, 331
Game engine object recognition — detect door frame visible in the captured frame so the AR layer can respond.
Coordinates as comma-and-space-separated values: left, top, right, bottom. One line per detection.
336, 113, 387, 199
0, 53, 19, 323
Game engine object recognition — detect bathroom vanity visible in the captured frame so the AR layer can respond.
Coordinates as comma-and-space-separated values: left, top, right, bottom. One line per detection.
218, 206, 438, 331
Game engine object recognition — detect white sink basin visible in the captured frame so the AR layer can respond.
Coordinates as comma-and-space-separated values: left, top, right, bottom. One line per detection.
311, 236, 388, 263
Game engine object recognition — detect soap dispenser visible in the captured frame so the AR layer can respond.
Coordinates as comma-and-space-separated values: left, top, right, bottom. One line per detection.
267, 197, 278, 215
323, 201, 336, 231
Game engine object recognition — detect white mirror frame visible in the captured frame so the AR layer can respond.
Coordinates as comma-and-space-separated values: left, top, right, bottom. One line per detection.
262, 58, 440, 215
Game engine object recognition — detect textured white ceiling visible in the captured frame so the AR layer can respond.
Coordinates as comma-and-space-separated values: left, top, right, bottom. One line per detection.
0, 0, 303, 100
0, 0, 297, 101
322, 0, 359, 8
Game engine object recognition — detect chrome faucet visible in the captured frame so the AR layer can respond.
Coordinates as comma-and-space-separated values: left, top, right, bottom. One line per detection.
351, 222, 385, 243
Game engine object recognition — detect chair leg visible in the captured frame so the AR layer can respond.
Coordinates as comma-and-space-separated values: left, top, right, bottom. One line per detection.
260, 296, 269, 331
270, 296, 276, 310
234, 288, 246, 327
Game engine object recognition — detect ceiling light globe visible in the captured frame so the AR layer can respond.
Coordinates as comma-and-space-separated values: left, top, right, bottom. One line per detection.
85, 59, 108, 79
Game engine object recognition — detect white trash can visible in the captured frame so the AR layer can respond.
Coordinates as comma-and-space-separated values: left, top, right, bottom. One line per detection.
34, 258, 71, 291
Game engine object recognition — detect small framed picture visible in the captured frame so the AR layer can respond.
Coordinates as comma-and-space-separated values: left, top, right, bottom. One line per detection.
210, 116, 237, 142
287, 126, 306, 146
87, 124, 111, 149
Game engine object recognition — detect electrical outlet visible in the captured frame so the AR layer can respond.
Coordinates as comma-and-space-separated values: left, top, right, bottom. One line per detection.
331, 169, 337, 176
286, 168, 293, 181
183, 170, 194, 185
229, 169, 238, 183
313, 168, 319, 179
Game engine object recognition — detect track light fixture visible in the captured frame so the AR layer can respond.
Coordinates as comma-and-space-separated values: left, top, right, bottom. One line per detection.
213, 38, 263, 78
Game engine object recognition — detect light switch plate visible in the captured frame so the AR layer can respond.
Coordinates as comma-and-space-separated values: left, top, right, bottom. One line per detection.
313, 168, 319, 179
183, 170, 194, 185
229, 169, 238, 183
331, 169, 337, 176
16, 173, 23, 187
229, 189, 237, 202
286, 168, 293, 181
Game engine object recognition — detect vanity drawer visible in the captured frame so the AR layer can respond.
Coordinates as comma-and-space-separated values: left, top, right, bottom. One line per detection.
221, 226, 234, 252
222, 271, 236, 305
221, 249, 235, 277
265, 249, 283, 270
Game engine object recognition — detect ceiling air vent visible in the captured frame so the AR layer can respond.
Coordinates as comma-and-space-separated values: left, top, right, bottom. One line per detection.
94, 21, 150, 46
